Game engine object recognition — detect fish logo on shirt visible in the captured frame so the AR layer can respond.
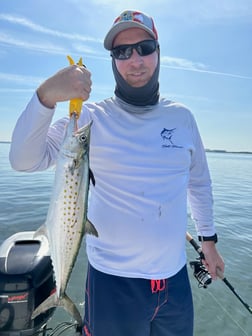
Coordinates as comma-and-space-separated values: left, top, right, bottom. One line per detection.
160, 128, 183, 148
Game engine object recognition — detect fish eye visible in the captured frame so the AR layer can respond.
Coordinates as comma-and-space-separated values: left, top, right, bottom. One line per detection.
79, 134, 87, 143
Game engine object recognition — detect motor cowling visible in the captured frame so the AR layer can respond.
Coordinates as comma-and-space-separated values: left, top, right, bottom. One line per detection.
0, 231, 55, 335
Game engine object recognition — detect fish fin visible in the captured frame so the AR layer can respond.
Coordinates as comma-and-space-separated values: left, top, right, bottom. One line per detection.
31, 291, 58, 320
33, 224, 48, 239
85, 219, 99, 237
60, 293, 83, 326
33, 225, 50, 250
31, 292, 83, 326
89, 169, 95, 186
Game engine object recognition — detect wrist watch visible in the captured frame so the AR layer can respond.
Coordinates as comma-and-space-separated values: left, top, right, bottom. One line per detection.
198, 233, 218, 243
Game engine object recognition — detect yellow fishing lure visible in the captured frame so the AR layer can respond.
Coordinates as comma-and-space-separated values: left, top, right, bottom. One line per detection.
67, 55, 84, 118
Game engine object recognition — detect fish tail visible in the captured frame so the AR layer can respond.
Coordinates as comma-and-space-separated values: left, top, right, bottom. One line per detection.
60, 293, 83, 326
31, 292, 83, 326
31, 291, 58, 320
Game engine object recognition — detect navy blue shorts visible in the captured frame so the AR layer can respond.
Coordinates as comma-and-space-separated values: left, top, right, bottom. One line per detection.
83, 264, 193, 336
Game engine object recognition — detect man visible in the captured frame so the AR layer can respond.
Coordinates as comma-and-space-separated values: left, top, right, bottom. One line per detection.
9, 9, 224, 336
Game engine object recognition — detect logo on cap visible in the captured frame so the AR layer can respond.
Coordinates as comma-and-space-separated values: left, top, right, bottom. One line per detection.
114, 11, 145, 25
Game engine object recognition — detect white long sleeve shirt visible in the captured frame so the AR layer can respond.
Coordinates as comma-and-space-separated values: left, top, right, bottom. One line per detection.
10, 93, 215, 279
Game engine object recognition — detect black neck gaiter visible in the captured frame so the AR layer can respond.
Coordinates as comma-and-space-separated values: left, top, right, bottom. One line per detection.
112, 56, 160, 106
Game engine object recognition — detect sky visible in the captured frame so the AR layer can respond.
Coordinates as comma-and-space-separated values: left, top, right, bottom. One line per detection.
0, 0, 252, 152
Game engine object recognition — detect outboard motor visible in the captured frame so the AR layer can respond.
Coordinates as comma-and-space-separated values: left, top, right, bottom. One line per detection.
0, 231, 55, 335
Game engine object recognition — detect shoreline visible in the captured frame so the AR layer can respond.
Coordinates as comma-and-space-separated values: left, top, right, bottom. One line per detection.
1, 141, 251, 155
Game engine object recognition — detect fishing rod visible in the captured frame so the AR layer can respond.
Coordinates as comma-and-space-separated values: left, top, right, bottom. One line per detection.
186, 231, 252, 315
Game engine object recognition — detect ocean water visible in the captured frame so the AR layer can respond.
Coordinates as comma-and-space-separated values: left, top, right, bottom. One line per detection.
0, 142, 252, 335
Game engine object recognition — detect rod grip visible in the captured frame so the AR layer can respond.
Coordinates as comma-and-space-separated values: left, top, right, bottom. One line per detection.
186, 232, 205, 259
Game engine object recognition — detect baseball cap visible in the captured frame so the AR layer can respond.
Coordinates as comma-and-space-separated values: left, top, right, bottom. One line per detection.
104, 10, 158, 50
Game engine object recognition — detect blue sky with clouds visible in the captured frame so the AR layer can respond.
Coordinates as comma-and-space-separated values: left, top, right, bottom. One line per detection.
0, 0, 251, 151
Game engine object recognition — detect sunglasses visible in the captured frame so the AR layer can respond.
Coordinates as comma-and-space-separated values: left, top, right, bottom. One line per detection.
111, 40, 158, 60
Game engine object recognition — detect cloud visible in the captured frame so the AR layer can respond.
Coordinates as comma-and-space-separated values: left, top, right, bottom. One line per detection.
0, 13, 102, 43
0, 13, 105, 57
0, 88, 35, 93
1, 11, 251, 81
161, 55, 252, 80
161, 56, 206, 71
0, 32, 110, 62
0, 72, 43, 86
72, 43, 103, 56
0, 32, 68, 55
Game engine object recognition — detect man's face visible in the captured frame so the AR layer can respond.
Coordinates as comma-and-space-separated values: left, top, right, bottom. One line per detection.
112, 28, 159, 88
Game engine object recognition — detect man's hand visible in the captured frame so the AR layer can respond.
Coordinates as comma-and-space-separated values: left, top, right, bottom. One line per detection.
37, 65, 92, 109
201, 241, 224, 280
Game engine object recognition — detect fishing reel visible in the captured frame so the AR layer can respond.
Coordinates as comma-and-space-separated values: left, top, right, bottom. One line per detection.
187, 232, 252, 314
189, 258, 212, 288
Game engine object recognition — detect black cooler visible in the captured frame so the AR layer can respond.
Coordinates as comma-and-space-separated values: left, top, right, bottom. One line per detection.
0, 231, 55, 335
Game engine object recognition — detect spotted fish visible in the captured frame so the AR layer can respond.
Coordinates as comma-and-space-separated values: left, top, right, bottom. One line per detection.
32, 113, 98, 325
